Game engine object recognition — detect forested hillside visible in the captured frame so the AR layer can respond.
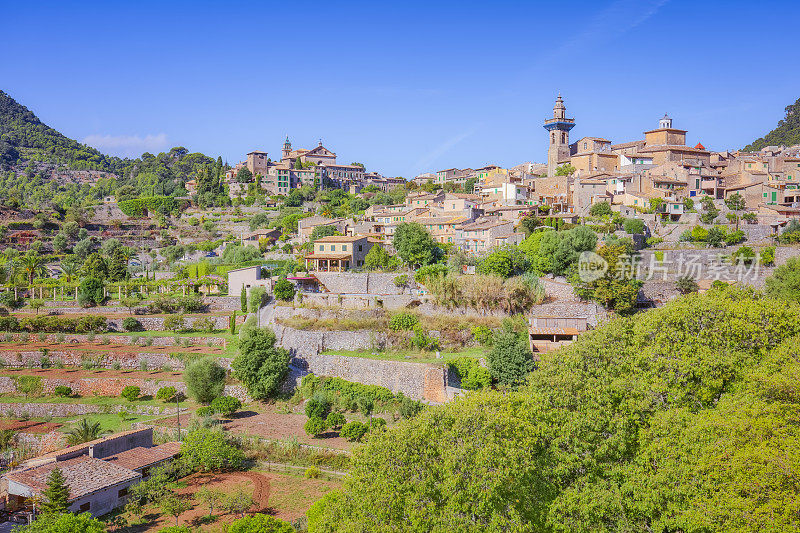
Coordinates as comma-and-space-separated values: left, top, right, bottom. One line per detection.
309, 287, 800, 533
744, 97, 800, 151
0, 90, 229, 208
0, 90, 120, 171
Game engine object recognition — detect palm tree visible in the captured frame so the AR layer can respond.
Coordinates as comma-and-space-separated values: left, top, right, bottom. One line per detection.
66, 419, 106, 445
60, 260, 78, 283
19, 251, 45, 286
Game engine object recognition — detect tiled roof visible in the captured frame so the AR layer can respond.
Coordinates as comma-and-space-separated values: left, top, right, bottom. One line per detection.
6, 456, 140, 501
103, 442, 181, 471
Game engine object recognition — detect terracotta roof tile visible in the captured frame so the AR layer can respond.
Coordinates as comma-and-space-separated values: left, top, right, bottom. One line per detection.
6, 456, 140, 501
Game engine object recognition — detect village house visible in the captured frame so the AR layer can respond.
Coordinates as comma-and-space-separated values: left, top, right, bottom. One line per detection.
227, 265, 272, 297
455, 217, 520, 254
305, 235, 375, 271
2, 429, 179, 518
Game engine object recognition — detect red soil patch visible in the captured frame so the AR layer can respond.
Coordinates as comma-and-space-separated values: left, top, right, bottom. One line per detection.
0, 419, 61, 433
220, 405, 353, 451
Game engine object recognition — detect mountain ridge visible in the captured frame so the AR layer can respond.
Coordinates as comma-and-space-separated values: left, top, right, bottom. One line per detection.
744, 97, 800, 151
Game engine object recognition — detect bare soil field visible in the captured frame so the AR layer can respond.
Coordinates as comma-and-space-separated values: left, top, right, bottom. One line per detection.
0, 419, 62, 433
0, 340, 223, 356
221, 406, 353, 451
122, 470, 339, 531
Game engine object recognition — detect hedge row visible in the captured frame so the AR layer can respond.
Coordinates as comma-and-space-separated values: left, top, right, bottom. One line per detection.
0, 315, 107, 333
118, 196, 180, 218
306, 375, 396, 403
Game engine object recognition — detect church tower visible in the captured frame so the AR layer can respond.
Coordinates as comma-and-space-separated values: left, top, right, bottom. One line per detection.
282, 136, 292, 160
543, 95, 576, 177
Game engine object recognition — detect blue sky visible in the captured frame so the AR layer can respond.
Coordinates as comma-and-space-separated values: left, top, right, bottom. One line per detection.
2, 0, 797, 178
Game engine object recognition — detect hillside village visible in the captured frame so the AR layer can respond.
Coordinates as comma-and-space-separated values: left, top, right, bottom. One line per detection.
0, 87, 798, 532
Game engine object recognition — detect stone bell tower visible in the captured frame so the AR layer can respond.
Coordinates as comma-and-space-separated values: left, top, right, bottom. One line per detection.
543, 94, 576, 177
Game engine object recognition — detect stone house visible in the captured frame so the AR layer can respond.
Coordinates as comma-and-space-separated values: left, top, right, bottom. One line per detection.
455, 217, 517, 254
2, 429, 179, 517
305, 235, 375, 271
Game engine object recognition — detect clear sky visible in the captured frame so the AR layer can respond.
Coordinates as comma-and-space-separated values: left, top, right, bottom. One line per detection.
2, 0, 797, 178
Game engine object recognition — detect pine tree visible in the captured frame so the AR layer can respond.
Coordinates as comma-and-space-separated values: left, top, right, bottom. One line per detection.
40, 468, 70, 514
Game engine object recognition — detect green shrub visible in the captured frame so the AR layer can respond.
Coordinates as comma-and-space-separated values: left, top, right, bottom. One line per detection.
623, 218, 645, 235
325, 411, 346, 430
192, 317, 216, 333
448, 357, 492, 390
369, 417, 387, 431
388, 312, 419, 331
399, 396, 423, 419
54, 386, 72, 397
470, 325, 493, 346
122, 317, 143, 332
304, 466, 321, 479
120, 386, 140, 402
163, 314, 187, 332
196, 405, 215, 418
340, 421, 369, 442
273, 279, 296, 301
156, 386, 177, 402
393, 275, 408, 287
761, 246, 776, 266
414, 263, 448, 283
305, 394, 331, 420
304, 416, 327, 437
211, 396, 242, 417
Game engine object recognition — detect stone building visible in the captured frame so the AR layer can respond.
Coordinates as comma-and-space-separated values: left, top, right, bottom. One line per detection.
544, 95, 576, 177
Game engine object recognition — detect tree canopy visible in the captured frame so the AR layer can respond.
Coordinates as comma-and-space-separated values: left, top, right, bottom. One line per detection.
309, 289, 800, 532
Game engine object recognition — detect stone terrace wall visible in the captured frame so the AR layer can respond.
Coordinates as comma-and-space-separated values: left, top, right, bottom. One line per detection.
273, 324, 383, 355
272, 323, 446, 402
291, 352, 447, 403
313, 272, 413, 295
0, 401, 176, 417
0, 376, 249, 402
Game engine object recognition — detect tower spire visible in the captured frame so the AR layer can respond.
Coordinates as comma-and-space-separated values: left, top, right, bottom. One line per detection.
543, 95, 576, 177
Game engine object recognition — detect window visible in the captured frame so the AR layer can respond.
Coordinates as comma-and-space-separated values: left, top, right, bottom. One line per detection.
331, 245, 336, 251
358, 245, 363, 251
318, 245, 324, 251
79, 502, 90, 512
118, 488, 128, 497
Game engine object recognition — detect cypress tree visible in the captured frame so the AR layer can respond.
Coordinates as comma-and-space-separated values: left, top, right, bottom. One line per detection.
240, 288, 247, 313
40, 467, 70, 514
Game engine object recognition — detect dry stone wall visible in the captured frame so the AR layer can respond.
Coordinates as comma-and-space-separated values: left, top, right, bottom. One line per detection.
0, 376, 249, 402
271, 323, 447, 402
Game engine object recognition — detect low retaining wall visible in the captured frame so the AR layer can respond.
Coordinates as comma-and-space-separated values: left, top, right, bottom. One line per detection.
0, 377, 250, 402
272, 323, 447, 402
290, 353, 448, 403
0, 401, 176, 418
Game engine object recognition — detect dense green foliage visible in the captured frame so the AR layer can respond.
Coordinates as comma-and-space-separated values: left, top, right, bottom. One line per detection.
765, 256, 800, 301
184, 357, 226, 404
15, 512, 105, 532
117, 196, 180, 217
393, 222, 439, 267
310, 289, 800, 532
227, 513, 295, 533
0, 90, 116, 171
232, 327, 290, 399
181, 426, 244, 472
744, 97, 800, 151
